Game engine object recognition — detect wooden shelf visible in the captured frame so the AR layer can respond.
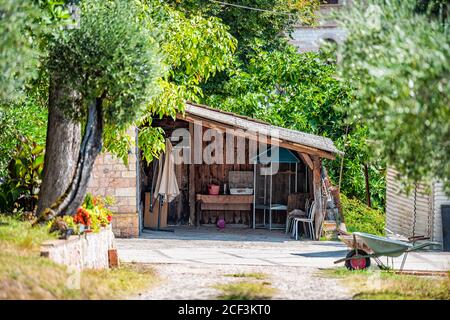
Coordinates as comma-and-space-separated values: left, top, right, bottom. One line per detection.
196, 194, 253, 204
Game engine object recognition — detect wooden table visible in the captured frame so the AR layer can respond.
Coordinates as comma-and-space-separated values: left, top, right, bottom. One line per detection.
195, 194, 253, 226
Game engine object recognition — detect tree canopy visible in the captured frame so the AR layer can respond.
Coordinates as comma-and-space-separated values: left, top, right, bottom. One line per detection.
0, 0, 70, 103
336, 0, 450, 192
204, 45, 386, 209
104, 0, 237, 164
48, 0, 163, 126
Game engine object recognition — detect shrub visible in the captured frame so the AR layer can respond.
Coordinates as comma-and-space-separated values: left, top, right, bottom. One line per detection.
341, 194, 385, 236
0, 137, 44, 213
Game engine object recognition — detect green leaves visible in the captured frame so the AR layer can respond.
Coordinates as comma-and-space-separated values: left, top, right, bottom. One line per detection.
48, 0, 163, 127
336, 0, 450, 193
0, 0, 41, 102
0, 0, 71, 103
341, 193, 385, 235
0, 137, 45, 212
203, 45, 386, 210
0, 98, 47, 177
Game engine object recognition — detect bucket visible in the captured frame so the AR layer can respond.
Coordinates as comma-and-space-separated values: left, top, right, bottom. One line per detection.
208, 184, 220, 195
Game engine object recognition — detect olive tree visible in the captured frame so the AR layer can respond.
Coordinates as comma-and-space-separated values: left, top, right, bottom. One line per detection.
0, 0, 69, 102
336, 0, 450, 193
37, 0, 162, 221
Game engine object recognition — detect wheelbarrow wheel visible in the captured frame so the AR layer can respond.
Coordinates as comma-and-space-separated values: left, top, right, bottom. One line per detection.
344, 250, 371, 270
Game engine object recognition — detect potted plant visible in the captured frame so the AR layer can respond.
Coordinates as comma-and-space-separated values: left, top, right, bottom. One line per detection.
208, 179, 220, 195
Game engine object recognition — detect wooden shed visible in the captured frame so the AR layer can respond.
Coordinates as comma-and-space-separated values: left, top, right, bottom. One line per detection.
386, 168, 450, 251
139, 103, 342, 239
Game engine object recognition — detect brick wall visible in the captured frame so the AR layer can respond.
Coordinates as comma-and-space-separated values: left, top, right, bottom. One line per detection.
87, 128, 139, 238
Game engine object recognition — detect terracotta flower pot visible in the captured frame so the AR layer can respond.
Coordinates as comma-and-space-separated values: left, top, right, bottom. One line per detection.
208, 184, 220, 195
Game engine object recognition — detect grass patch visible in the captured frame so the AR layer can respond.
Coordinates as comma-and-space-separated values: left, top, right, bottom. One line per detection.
320, 268, 450, 300
224, 272, 268, 280
0, 214, 158, 299
214, 281, 276, 300
0, 214, 56, 251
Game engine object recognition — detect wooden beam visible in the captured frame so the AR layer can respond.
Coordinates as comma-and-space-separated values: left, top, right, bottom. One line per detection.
188, 122, 196, 226
297, 152, 313, 170
178, 113, 336, 160
312, 156, 324, 240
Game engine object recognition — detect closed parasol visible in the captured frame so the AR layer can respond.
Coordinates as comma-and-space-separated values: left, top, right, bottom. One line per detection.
153, 138, 180, 231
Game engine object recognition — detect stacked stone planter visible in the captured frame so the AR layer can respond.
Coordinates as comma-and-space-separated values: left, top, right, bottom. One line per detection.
40, 225, 116, 270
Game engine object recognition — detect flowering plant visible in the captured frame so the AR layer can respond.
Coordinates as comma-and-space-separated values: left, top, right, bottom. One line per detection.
70, 194, 114, 234
73, 207, 92, 227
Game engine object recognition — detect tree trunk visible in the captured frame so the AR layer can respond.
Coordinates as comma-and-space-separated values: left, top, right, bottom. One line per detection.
364, 163, 371, 208
36, 77, 81, 216
38, 99, 103, 221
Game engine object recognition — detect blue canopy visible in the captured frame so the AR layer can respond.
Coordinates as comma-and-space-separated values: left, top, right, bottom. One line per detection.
251, 146, 300, 164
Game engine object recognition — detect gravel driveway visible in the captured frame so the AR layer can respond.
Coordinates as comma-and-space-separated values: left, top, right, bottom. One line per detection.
131, 263, 351, 300
118, 226, 449, 300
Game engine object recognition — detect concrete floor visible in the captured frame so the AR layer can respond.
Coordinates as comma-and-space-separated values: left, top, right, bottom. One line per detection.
117, 226, 450, 271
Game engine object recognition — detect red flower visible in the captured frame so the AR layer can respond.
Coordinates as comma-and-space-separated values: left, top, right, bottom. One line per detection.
73, 207, 91, 226
107, 215, 112, 222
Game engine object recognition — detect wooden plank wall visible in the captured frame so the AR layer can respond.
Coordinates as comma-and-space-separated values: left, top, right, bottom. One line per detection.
195, 126, 253, 225
386, 168, 434, 239
144, 118, 309, 226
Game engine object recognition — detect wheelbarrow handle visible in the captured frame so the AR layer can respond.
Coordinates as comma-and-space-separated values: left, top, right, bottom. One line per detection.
407, 235, 430, 242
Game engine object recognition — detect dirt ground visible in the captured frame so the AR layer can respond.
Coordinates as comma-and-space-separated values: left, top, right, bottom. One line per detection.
119, 226, 449, 300
131, 263, 351, 300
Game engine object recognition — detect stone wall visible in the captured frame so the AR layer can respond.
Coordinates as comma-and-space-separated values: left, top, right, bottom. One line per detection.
40, 226, 115, 270
86, 127, 140, 238
289, 3, 347, 52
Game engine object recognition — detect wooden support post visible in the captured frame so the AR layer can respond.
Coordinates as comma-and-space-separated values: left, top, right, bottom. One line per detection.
188, 122, 196, 226
312, 156, 323, 240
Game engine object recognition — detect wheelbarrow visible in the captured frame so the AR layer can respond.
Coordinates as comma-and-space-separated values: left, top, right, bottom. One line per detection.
334, 231, 441, 271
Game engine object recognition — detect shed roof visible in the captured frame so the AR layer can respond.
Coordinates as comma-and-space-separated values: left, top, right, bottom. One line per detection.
181, 102, 342, 159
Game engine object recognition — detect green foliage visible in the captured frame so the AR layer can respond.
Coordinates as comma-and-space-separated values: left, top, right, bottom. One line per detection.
102, 125, 133, 166
340, 194, 385, 236
104, 1, 237, 164
48, 0, 163, 126
0, 138, 45, 213
168, 0, 319, 55
138, 126, 166, 165
0, 0, 71, 102
0, 98, 47, 177
336, 0, 450, 193
0, 0, 42, 102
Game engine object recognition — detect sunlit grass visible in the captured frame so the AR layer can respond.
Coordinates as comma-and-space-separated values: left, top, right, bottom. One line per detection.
214, 281, 276, 300
0, 214, 158, 299
0, 214, 56, 251
320, 268, 450, 300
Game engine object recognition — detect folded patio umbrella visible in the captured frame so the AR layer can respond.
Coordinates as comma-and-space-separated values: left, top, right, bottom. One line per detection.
153, 138, 180, 230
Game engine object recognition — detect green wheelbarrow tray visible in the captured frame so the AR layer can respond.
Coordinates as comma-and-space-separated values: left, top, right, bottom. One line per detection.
334, 232, 442, 271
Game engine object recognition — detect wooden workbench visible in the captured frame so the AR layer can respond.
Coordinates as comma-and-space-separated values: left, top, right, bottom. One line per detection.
195, 194, 253, 225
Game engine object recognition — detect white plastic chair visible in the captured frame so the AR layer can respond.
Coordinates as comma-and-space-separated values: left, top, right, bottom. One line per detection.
292, 201, 316, 240
285, 198, 310, 234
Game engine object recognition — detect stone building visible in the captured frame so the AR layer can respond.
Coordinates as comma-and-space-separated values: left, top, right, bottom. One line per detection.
289, 0, 350, 52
